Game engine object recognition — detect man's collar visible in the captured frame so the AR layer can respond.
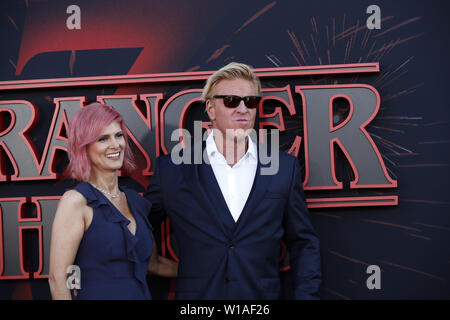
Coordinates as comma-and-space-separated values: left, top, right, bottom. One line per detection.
206, 129, 257, 160
206, 130, 219, 158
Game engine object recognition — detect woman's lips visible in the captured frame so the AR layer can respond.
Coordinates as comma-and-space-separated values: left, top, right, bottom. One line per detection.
105, 151, 120, 159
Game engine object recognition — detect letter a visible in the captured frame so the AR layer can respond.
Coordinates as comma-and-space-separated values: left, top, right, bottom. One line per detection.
66, 5, 81, 30
366, 5, 381, 30
366, 265, 381, 289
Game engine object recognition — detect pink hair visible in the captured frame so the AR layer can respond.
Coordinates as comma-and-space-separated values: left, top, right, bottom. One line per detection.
64, 102, 135, 181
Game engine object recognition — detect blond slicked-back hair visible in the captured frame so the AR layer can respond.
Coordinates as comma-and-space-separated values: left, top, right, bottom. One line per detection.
201, 62, 261, 101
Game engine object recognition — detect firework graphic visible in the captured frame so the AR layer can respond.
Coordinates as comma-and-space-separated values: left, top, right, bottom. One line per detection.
185, 2, 450, 299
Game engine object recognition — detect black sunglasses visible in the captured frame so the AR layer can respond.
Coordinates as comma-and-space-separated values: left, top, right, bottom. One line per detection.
213, 95, 261, 109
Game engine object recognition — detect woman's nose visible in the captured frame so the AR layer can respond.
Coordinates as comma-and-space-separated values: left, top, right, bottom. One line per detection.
110, 137, 120, 148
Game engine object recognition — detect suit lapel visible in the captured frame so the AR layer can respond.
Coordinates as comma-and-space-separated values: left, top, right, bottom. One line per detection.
179, 142, 274, 239
179, 148, 230, 238
199, 163, 236, 221
233, 150, 273, 237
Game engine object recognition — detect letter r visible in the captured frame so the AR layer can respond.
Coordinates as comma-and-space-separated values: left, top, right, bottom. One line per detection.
296, 84, 397, 190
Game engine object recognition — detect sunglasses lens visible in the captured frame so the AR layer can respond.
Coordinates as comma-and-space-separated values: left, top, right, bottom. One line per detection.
223, 96, 241, 108
244, 97, 260, 109
217, 95, 261, 108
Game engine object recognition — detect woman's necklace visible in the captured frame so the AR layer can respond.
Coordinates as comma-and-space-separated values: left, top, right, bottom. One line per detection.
91, 183, 121, 198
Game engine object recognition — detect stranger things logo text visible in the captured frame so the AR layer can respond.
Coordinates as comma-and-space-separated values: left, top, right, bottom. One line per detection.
0, 63, 397, 279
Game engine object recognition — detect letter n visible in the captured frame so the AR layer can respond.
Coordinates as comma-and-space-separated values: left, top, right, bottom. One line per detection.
159, 89, 203, 155
39, 97, 86, 179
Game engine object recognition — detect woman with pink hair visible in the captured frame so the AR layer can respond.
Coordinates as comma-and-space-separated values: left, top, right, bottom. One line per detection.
48, 102, 177, 300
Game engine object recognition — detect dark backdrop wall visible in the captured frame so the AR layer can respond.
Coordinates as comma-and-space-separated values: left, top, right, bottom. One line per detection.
0, 0, 449, 299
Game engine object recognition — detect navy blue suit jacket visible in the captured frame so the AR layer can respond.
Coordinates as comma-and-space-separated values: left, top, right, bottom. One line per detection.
145, 146, 321, 299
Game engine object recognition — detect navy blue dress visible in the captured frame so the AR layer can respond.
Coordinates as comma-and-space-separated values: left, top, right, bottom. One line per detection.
73, 182, 153, 300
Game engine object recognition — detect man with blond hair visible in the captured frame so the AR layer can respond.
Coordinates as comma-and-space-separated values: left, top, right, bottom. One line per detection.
146, 62, 321, 299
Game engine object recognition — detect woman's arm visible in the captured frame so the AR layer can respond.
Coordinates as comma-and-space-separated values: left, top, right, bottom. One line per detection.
148, 237, 178, 278
48, 190, 87, 300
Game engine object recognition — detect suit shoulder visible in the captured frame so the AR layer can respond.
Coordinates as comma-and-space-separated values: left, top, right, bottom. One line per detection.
258, 142, 299, 166
154, 153, 185, 176
155, 154, 173, 166
276, 150, 302, 177
278, 149, 299, 164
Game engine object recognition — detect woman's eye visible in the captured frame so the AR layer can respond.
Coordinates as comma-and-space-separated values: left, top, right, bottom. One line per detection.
98, 137, 107, 142
116, 132, 124, 138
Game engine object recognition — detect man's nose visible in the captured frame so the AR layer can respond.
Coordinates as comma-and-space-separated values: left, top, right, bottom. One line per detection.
236, 100, 248, 112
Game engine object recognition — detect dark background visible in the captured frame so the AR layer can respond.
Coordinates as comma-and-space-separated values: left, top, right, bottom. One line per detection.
0, 0, 449, 299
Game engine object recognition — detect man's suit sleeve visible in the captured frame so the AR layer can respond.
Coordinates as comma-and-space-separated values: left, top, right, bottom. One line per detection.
284, 157, 322, 299
144, 157, 167, 227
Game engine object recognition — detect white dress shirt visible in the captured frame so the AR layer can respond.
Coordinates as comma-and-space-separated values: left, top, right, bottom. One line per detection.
206, 130, 258, 222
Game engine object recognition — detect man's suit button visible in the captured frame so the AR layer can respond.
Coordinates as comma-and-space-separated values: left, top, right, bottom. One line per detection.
225, 277, 230, 283
229, 243, 235, 248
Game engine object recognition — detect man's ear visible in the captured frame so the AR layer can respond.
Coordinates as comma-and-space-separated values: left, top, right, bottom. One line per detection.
206, 99, 215, 122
